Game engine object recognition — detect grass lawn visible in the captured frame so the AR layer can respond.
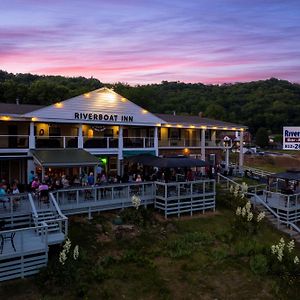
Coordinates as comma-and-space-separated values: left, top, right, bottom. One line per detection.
0, 203, 299, 300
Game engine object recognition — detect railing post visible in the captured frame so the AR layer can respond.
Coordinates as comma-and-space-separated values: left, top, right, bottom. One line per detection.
107, 137, 109, 148
76, 190, 79, 206
63, 136, 66, 148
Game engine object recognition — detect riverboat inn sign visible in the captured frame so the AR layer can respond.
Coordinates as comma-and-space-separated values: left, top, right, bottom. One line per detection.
74, 112, 134, 122
283, 126, 300, 150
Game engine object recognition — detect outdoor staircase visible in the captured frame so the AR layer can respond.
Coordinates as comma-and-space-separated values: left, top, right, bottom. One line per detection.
35, 210, 65, 245
255, 203, 300, 243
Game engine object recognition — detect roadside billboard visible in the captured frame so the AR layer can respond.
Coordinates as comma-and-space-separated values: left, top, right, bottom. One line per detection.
283, 127, 300, 150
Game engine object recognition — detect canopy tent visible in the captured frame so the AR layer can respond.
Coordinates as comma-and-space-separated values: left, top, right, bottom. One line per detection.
269, 169, 300, 181
31, 149, 99, 167
125, 154, 207, 168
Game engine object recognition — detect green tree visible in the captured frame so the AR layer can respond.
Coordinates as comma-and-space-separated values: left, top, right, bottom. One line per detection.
255, 127, 269, 148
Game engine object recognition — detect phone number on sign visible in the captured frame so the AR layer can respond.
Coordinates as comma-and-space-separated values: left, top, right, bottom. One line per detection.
284, 144, 300, 149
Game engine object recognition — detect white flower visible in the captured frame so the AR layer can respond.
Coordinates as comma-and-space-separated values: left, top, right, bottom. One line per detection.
229, 185, 234, 193
241, 207, 246, 217
287, 240, 295, 253
247, 212, 253, 222
236, 207, 242, 216
271, 245, 277, 254
257, 212, 265, 222
241, 182, 248, 193
240, 193, 245, 199
63, 238, 72, 254
59, 249, 67, 265
73, 245, 79, 260
294, 256, 299, 264
245, 201, 251, 213
131, 195, 141, 210
234, 190, 239, 197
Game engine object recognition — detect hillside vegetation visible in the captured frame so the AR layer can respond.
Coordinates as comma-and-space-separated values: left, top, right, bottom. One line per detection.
1, 70, 300, 133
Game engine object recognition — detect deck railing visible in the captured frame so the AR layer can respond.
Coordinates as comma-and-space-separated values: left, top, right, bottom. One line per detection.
51, 182, 155, 216
123, 137, 154, 148
0, 135, 29, 149
35, 135, 78, 149
0, 221, 48, 258
155, 180, 216, 218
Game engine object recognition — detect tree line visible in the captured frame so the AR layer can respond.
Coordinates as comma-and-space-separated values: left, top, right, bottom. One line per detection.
1, 70, 299, 134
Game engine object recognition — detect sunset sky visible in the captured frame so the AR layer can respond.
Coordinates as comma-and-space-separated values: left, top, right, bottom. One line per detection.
0, 0, 299, 84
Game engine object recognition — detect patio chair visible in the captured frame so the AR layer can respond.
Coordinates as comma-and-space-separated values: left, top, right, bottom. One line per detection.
0, 221, 16, 254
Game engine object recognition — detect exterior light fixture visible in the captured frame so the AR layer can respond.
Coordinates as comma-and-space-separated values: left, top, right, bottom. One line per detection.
55, 102, 63, 108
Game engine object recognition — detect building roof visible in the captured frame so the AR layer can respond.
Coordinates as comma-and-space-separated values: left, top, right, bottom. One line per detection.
155, 113, 247, 129
23, 87, 164, 126
0, 103, 43, 115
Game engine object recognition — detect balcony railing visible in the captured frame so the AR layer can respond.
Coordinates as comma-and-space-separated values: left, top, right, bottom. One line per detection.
159, 139, 199, 147
0, 135, 29, 149
123, 137, 154, 148
83, 137, 118, 148
158, 139, 224, 148
35, 136, 78, 149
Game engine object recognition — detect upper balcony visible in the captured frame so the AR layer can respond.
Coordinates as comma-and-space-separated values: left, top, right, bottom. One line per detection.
158, 138, 223, 149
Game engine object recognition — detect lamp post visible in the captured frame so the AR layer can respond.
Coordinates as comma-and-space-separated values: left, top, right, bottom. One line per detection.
223, 136, 232, 173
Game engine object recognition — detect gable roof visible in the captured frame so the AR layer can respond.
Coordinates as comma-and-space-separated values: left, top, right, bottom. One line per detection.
0, 103, 43, 115
23, 87, 163, 126
155, 113, 247, 129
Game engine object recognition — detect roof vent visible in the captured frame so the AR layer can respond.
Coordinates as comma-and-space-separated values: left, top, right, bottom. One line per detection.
16, 98, 19, 105
173, 111, 176, 116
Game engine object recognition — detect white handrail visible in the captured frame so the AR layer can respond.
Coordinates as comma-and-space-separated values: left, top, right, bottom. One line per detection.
28, 193, 38, 219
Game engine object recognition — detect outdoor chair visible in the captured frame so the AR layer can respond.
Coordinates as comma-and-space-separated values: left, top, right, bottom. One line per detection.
0, 221, 16, 254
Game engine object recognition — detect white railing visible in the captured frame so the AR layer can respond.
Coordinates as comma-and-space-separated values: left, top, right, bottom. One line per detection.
0, 193, 32, 217
49, 193, 68, 237
0, 221, 48, 257
51, 182, 155, 216
83, 136, 118, 149
123, 137, 154, 148
35, 135, 78, 149
155, 180, 216, 218
0, 135, 29, 149
243, 165, 274, 178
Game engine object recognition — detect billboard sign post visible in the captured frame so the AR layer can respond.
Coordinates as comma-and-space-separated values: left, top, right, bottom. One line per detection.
283, 127, 300, 150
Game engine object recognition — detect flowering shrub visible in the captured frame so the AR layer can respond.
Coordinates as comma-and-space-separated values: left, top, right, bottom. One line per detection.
131, 195, 141, 210
233, 201, 265, 235
59, 238, 80, 265
269, 237, 300, 290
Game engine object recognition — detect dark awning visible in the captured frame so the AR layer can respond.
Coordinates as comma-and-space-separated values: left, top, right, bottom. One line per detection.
31, 149, 99, 167
126, 154, 207, 168
270, 169, 300, 181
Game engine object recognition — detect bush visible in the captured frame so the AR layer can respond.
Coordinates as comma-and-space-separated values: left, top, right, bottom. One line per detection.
250, 254, 269, 275
119, 207, 154, 227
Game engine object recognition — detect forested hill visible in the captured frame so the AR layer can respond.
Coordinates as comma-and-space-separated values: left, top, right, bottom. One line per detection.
1, 70, 300, 134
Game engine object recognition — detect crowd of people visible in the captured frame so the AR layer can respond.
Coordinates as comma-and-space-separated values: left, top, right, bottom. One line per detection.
0, 164, 218, 204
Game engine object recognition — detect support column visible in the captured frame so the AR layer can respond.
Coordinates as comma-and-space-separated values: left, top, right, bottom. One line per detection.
225, 149, 230, 171
201, 129, 206, 161
41, 166, 45, 181
78, 124, 83, 148
154, 127, 159, 156
117, 126, 123, 176
29, 122, 35, 149
94, 165, 97, 185
27, 158, 35, 184
239, 130, 244, 173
